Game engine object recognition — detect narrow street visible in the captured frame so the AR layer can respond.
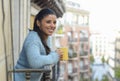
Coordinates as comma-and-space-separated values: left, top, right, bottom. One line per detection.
91, 56, 109, 81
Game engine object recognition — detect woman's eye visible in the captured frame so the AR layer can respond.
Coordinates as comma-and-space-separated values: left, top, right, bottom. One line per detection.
54, 21, 56, 25
46, 20, 51, 23
46, 20, 56, 25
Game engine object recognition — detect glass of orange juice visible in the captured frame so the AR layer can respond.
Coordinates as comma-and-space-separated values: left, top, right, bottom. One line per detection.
59, 47, 68, 61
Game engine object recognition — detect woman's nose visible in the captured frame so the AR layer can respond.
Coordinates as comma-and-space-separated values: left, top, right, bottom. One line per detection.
51, 23, 56, 28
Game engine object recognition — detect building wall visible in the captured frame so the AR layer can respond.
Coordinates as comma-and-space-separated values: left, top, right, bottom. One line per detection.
107, 33, 116, 80
91, 34, 109, 60
0, 0, 30, 81
54, 0, 90, 80
0, 0, 13, 81
115, 32, 120, 67
12, 0, 30, 64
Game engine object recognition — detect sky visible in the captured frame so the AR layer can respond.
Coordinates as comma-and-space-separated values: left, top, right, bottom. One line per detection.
79, 0, 120, 33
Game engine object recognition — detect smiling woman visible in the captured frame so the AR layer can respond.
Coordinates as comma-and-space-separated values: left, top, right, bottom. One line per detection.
36, 14, 57, 36
14, 8, 63, 81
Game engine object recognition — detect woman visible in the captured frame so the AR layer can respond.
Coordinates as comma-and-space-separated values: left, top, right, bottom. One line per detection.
14, 8, 63, 81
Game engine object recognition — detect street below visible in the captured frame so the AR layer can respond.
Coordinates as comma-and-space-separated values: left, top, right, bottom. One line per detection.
91, 56, 109, 81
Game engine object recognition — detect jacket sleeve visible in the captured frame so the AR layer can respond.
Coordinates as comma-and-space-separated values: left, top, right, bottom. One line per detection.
24, 41, 59, 69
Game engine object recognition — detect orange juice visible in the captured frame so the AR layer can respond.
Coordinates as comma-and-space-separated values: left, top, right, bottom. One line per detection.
59, 47, 68, 61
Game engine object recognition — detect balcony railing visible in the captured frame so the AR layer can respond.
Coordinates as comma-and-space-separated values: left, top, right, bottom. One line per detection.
8, 69, 51, 81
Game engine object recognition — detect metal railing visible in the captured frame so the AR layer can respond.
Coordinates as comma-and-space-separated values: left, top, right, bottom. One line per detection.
8, 69, 51, 81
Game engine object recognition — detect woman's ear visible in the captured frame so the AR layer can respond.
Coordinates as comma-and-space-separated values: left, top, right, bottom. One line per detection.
36, 20, 40, 27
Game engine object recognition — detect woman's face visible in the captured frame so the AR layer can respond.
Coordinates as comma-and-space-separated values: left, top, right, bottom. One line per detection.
37, 14, 57, 36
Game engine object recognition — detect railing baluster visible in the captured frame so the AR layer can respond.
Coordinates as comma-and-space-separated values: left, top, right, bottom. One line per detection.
25, 72, 30, 81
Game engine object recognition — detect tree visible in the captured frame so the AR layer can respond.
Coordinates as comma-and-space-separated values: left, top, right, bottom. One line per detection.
56, 24, 63, 34
106, 59, 109, 64
102, 75, 109, 81
95, 78, 98, 81
90, 55, 94, 64
101, 56, 105, 63
115, 67, 120, 79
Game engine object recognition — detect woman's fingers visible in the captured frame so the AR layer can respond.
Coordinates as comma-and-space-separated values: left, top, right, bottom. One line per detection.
56, 49, 64, 60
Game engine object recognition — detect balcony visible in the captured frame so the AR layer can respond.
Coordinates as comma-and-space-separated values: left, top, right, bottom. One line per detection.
8, 68, 52, 81
79, 50, 88, 56
80, 37, 89, 42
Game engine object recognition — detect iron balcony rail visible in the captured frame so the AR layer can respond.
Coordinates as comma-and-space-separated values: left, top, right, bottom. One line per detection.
8, 69, 51, 81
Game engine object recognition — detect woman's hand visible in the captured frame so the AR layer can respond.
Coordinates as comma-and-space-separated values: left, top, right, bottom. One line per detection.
55, 48, 63, 60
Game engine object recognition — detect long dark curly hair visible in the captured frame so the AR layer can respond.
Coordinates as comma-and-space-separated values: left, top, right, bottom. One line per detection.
33, 8, 56, 55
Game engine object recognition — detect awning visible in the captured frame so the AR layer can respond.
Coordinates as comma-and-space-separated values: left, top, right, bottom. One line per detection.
31, 0, 65, 17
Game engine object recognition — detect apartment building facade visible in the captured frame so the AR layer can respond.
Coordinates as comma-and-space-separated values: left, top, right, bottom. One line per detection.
54, 0, 91, 81
90, 33, 110, 61
106, 31, 117, 81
